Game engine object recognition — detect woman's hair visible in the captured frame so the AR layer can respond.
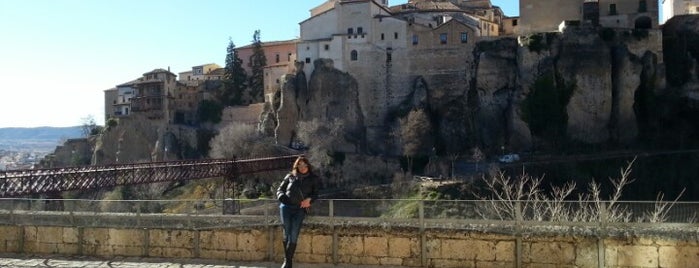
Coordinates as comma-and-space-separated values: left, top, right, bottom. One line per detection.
291, 156, 311, 175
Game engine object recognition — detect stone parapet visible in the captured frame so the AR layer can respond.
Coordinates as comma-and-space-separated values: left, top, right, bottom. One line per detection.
1, 223, 697, 267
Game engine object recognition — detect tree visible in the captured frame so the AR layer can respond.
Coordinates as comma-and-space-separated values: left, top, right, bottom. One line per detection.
400, 109, 433, 173
197, 100, 223, 124
296, 118, 345, 167
222, 38, 248, 106
80, 115, 99, 137
208, 122, 280, 159
248, 30, 267, 104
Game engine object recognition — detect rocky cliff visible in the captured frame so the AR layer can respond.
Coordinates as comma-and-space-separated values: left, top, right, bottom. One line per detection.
267, 23, 683, 157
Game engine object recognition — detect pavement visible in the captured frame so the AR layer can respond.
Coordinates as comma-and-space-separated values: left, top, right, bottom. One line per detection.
0, 254, 405, 268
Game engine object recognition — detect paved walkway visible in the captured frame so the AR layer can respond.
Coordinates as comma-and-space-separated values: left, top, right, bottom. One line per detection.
0, 254, 405, 268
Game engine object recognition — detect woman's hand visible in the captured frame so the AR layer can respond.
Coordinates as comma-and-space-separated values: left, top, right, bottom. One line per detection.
300, 198, 311, 208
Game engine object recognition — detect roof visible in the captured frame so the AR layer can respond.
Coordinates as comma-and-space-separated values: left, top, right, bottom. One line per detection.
237, 39, 299, 50
143, 68, 176, 76
116, 78, 142, 88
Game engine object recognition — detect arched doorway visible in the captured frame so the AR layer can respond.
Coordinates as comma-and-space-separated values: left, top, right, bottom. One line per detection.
634, 16, 652, 29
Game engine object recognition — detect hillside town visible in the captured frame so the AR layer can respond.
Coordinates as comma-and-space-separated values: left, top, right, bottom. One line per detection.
103, 0, 695, 134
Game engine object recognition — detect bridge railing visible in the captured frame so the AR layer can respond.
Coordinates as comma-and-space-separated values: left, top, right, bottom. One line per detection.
0, 198, 697, 233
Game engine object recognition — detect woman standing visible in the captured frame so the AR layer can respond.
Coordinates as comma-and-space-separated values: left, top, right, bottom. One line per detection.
276, 156, 319, 268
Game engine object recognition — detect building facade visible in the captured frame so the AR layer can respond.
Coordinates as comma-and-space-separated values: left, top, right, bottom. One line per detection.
130, 69, 177, 122
662, 0, 699, 24
178, 63, 223, 86
519, 0, 659, 34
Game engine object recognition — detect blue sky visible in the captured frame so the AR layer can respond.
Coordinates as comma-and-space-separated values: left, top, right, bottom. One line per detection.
0, 0, 517, 128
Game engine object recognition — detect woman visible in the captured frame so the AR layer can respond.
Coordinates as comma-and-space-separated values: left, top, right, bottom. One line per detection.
276, 156, 319, 268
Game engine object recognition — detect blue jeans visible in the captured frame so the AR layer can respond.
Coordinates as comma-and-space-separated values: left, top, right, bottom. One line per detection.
280, 204, 306, 244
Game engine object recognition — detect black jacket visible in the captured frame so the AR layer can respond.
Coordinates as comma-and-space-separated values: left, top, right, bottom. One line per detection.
276, 172, 319, 206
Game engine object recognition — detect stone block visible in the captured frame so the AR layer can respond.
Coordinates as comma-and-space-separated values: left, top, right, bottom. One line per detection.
83, 228, 109, 247
238, 231, 265, 252
378, 257, 404, 266
476, 261, 515, 268
529, 241, 575, 264
388, 237, 412, 258
108, 229, 143, 247
37, 227, 63, 244
575, 238, 598, 268
227, 250, 265, 261
311, 235, 332, 255
339, 236, 363, 256
432, 259, 475, 268
112, 245, 142, 257
57, 244, 78, 255
62, 228, 79, 244
364, 236, 388, 257
35, 243, 59, 254
296, 252, 328, 263
23, 226, 37, 244
161, 247, 193, 258
0, 226, 19, 241
199, 249, 226, 260
149, 229, 191, 248
355, 255, 380, 265
659, 246, 699, 268
495, 241, 515, 262
616, 245, 658, 267
200, 230, 235, 250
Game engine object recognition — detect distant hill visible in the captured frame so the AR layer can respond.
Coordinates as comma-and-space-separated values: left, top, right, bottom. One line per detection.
0, 127, 83, 152
0, 126, 83, 141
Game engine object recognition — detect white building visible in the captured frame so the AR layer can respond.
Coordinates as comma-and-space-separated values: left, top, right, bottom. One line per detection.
297, 0, 406, 77
662, 0, 699, 24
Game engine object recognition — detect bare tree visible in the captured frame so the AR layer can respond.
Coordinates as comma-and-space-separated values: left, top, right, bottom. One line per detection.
209, 122, 279, 159
296, 118, 345, 167
399, 109, 433, 173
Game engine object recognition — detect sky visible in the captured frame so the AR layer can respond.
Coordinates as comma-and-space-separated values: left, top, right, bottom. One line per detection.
0, 0, 518, 128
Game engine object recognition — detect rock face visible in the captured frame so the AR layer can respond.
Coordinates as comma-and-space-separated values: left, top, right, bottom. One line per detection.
267, 26, 669, 156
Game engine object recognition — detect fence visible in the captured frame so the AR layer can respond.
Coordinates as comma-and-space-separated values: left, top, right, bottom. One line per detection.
0, 198, 696, 232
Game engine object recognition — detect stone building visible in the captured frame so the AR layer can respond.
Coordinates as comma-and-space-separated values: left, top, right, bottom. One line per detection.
103, 88, 117, 123
178, 63, 224, 86
662, 0, 699, 23
519, 0, 659, 34
130, 68, 178, 122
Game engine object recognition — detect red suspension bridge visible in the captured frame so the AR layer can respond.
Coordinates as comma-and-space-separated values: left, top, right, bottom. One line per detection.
0, 155, 300, 198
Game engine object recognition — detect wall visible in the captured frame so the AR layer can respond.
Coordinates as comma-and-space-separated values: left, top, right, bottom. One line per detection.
519, 0, 586, 34
0, 222, 697, 267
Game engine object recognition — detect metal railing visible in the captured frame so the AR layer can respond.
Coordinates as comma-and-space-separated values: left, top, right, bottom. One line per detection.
0, 198, 696, 234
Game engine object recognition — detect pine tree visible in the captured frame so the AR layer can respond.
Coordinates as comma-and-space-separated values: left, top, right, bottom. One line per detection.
248, 30, 267, 104
223, 38, 248, 106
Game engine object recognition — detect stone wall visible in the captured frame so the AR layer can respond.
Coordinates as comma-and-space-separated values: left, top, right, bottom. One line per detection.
1, 223, 697, 267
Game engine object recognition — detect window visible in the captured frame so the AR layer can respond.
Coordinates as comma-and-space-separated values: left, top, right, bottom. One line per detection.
639, 0, 647, 12
440, 33, 448, 44
351, 50, 358, 61
394, 32, 398, 39
305, 57, 311, 63
275, 53, 280, 63
386, 51, 392, 63
381, 33, 385, 40
460, 32, 468, 43
412, 34, 419, 45
357, 27, 363, 34
513, 19, 518, 26
324, 44, 329, 50
347, 28, 354, 35
609, 4, 617, 15
288, 53, 292, 61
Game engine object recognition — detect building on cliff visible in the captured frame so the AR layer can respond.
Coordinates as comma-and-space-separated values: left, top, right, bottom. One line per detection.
177, 63, 224, 86
237, 39, 298, 103
519, 0, 659, 34
662, 0, 699, 24
130, 68, 178, 122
